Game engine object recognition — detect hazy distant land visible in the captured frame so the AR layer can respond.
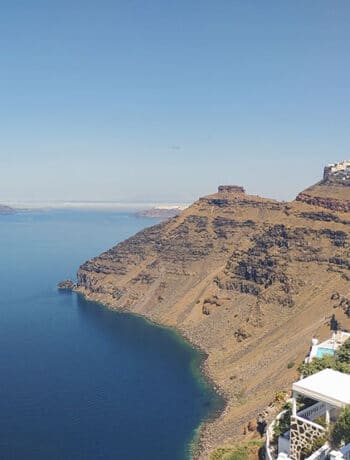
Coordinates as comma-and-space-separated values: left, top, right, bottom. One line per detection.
0, 204, 16, 214
1, 201, 190, 212
136, 205, 188, 219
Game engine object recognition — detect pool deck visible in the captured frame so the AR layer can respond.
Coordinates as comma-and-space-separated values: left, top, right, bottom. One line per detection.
307, 331, 350, 362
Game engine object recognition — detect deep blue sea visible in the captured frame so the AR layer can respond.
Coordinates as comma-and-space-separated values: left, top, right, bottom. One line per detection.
0, 210, 221, 460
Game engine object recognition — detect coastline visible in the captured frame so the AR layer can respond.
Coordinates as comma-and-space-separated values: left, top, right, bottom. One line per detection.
73, 290, 228, 459
69, 183, 350, 458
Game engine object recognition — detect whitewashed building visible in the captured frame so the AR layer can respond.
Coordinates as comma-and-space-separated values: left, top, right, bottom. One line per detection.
266, 369, 350, 460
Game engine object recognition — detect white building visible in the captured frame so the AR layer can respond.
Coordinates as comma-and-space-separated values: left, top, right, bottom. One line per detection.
266, 369, 350, 460
324, 161, 350, 180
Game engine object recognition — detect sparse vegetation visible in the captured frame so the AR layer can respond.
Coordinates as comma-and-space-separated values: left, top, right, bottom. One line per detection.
234, 388, 247, 404
274, 391, 286, 403
210, 440, 263, 460
300, 435, 327, 459
287, 361, 295, 369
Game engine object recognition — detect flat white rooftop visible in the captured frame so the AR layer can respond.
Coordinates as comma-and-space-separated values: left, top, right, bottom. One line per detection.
293, 368, 350, 408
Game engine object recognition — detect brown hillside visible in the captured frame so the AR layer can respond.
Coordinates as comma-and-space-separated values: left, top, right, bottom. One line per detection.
75, 170, 350, 458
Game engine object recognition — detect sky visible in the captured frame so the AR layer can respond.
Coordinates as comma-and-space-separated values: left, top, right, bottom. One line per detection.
1, 0, 350, 203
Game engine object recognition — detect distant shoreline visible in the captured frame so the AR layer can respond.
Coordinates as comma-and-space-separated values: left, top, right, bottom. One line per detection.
136, 205, 188, 219
2, 200, 190, 212
0, 204, 16, 215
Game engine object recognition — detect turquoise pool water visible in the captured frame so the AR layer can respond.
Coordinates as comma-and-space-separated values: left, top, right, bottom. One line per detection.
316, 347, 335, 359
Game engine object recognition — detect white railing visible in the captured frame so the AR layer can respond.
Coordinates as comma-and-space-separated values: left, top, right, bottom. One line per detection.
294, 415, 326, 432
265, 417, 278, 460
265, 409, 289, 460
265, 401, 327, 460
297, 402, 326, 422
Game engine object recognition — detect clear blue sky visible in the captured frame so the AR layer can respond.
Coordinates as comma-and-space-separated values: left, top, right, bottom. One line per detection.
1, 1, 350, 202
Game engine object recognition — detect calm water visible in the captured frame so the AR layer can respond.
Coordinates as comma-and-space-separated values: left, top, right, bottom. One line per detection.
0, 210, 221, 460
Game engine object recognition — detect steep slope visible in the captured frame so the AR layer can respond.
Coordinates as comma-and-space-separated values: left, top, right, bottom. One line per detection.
75, 172, 350, 458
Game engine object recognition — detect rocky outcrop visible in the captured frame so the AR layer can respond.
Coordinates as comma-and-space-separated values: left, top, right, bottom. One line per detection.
57, 279, 76, 290
0, 204, 15, 214
74, 172, 350, 458
218, 185, 246, 194
296, 191, 350, 212
296, 167, 350, 212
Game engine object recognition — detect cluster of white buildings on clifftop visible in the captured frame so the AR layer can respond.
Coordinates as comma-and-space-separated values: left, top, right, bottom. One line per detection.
324, 161, 350, 181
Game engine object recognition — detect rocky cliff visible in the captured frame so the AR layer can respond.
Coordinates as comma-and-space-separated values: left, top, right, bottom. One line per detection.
74, 172, 350, 458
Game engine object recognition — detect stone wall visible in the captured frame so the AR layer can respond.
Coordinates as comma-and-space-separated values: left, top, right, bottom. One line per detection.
290, 416, 325, 460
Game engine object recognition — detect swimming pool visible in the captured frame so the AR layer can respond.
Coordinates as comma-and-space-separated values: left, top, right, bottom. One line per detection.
316, 347, 335, 359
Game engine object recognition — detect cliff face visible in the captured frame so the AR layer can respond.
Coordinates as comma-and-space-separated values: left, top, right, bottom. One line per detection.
296, 183, 350, 212
75, 178, 350, 458
296, 162, 350, 212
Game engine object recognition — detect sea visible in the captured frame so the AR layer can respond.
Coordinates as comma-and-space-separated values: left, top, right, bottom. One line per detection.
0, 209, 222, 460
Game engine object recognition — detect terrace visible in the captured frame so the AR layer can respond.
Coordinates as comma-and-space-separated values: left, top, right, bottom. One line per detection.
306, 332, 350, 363
266, 369, 350, 460
289, 369, 350, 459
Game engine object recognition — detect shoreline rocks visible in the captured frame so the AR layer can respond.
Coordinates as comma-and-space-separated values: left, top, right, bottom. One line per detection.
57, 279, 76, 291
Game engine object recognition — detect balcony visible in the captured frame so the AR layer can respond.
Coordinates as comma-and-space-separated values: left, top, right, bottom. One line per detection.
271, 369, 350, 460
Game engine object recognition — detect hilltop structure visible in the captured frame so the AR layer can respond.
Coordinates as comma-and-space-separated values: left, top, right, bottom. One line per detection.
217, 185, 246, 194
323, 160, 350, 184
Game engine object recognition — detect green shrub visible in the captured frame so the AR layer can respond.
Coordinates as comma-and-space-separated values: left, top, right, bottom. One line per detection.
274, 410, 291, 439
287, 361, 295, 369
298, 338, 350, 377
336, 338, 350, 364
331, 406, 350, 448
313, 416, 327, 428
300, 436, 327, 459
336, 361, 350, 373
